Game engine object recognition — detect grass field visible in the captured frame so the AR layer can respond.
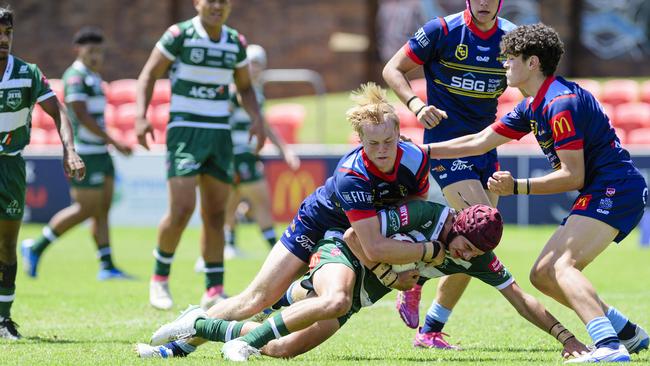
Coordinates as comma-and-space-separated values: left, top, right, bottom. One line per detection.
2, 223, 650, 365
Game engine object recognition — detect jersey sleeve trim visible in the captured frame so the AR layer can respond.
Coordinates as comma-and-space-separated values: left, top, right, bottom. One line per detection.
155, 42, 176, 61
555, 139, 584, 150
494, 276, 515, 290
491, 121, 527, 140
379, 210, 388, 237
345, 209, 377, 222
438, 17, 449, 35
337, 167, 370, 182
36, 91, 56, 103
404, 43, 424, 65
65, 93, 88, 102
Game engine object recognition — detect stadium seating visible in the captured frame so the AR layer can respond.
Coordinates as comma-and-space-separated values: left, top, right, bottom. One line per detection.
112, 103, 138, 132
640, 80, 650, 104
572, 79, 601, 99
48, 79, 64, 102
152, 103, 170, 131
601, 79, 639, 106
400, 127, 424, 144
265, 103, 305, 144
496, 101, 518, 121
626, 127, 650, 145
498, 87, 523, 104
613, 102, 650, 134
151, 79, 171, 106
31, 105, 56, 132
394, 104, 420, 128
106, 78, 137, 106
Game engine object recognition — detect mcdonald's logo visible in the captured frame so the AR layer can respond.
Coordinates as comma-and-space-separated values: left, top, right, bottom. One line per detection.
273, 170, 318, 217
550, 110, 576, 141
571, 194, 592, 211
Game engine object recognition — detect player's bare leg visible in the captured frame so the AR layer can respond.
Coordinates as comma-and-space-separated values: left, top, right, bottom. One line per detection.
197, 174, 231, 309
0, 219, 21, 339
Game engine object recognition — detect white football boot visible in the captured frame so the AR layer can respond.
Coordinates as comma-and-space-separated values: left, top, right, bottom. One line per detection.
150, 305, 205, 345
222, 338, 261, 362
135, 343, 175, 358
150, 280, 173, 310
565, 344, 630, 363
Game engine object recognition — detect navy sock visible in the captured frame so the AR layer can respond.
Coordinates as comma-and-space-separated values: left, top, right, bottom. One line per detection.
618, 321, 637, 341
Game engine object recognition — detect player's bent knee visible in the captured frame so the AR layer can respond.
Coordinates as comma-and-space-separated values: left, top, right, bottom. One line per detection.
322, 293, 352, 318
529, 264, 556, 290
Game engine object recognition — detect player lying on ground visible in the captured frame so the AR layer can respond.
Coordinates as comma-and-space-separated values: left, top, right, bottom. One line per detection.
421, 23, 649, 363
136, 200, 588, 361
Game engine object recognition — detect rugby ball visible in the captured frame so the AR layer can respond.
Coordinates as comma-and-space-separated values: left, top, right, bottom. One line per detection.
389, 233, 420, 273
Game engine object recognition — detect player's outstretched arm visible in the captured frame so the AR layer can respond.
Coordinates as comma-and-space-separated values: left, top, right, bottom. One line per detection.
135, 47, 172, 150
423, 126, 511, 160
39, 97, 85, 180
499, 281, 589, 358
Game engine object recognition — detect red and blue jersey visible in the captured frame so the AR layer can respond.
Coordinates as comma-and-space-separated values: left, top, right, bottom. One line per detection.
493, 76, 643, 190
405, 10, 516, 143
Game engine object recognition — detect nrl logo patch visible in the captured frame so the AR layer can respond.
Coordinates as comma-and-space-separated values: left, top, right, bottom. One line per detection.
455, 44, 468, 61
6, 90, 22, 110
189, 48, 205, 63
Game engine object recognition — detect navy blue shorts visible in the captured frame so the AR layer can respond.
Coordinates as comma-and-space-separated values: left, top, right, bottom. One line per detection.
563, 177, 648, 242
429, 151, 499, 190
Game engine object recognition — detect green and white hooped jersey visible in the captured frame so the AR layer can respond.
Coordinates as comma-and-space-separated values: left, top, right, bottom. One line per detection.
229, 87, 264, 155
156, 17, 248, 130
379, 200, 514, 290
63, 61, 107, 154
0, 55, 54, 156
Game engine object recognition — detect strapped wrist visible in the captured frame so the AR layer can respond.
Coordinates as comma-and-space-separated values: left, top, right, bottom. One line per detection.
406, 96, 418, 110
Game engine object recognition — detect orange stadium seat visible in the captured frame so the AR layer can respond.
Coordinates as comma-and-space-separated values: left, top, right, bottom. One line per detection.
400, 127, 424, 145
107, 79, 137, 106
572, 79, 601, 99
496, 101, 518, 122
153, 126, 167, 145
32, 105, 56, 131
601, 79, 639, 106
104, 103, 116, 128
265, 103, 305, 144
600, 102, 615, 121
640, 80, 650, 104
152, 103, 170, 130
113, 102, 138, 132
47, 78, 64, 102
29, 129, 49, 146
410, 78, 427, 102
498, 87, 523, 104
151, 79, 171, 106
46, 130, 62, 146
394, 104, 419, 128
626, 127, 650, 145
613, 102, 650, 134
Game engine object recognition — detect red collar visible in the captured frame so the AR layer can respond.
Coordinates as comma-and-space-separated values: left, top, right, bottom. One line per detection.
361, 146, 403, 182
463, 9, 498, 40
531, 75, 556, 111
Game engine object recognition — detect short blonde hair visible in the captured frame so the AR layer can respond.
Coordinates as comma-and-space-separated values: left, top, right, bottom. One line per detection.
346, 82, 400, 138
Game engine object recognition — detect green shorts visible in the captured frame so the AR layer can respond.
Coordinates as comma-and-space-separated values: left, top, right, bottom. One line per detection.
71, 152, 114, 188
301, 237, 364, 326
166, 127, 233, 183
233, 152, 264, 184
0, 155, 26, 220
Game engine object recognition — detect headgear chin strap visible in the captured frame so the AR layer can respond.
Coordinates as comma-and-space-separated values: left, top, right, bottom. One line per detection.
446, 204, 503, 252
466, 0, 503, 20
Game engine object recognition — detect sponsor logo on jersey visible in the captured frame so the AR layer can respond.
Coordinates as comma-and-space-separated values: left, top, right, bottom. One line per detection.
450, 159, 474, 172
606, 187, 616, 197
432, 165, 446, 173
330, 247, 342, 257
19, 65, 28, 74
530, 120, 539, 136
399, 205, 409, 226
476, 56, 490, 62
189, 48, 205, 63
597, 198, 613, 215
489, 256, 503, 272
477, 45, 491, 52
5, 200, 21, 216
6, 90, 22, 110
572, 194, 592, 211
422, 220, 433, 229
341, 191, 372, 204
550, 110, 576, 142
388, 210, 400, 231
168, 24, 181, 37
455, 44, 468, 61
295, 234, 315, 251
439, 173, 447, 179
643, 187, 648, 205
399, 185, 408, 197
67, 75, 83, 86
414, 27, 430, 48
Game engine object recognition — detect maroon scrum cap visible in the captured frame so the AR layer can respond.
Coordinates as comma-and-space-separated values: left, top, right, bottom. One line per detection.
447, 204, 503, 252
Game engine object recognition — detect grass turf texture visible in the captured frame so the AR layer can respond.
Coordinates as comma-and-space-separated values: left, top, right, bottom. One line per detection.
2, 223, 649, 365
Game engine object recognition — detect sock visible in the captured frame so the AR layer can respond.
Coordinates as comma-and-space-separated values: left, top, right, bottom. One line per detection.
96, 245, 115, 270
153, 248, 174, 277
416, 277, 429, 286
421, 301, 451, 333
272, 280, 298, 309
195, 318, 245, 342
225, 227, 236, 247
174, 339, 196, 355
606, 307, 637, 340
587, 316, 620, 349
261, 227, 276, 248
204, 262, 224, 289
31, 226, 59, 256
242, 312, 291, 349
0, 262, 17, 318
